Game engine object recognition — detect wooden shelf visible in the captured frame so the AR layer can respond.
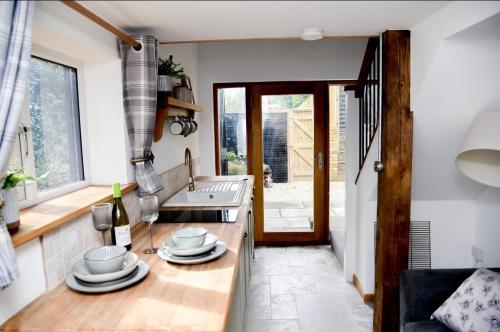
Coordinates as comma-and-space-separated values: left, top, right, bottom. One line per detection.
154, 93, 203, 142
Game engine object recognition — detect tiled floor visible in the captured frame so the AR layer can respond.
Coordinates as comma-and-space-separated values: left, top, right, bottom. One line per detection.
246, 246, 373, 332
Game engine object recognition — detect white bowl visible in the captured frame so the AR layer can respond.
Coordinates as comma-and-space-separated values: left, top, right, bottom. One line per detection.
164, 233, 218, 256
84, 246, 127, 274
172, 227, 208, 249
74, 252, 139, 283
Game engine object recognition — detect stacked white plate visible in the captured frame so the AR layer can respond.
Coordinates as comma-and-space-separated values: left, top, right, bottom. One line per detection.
158, 233, 228, 264
66, 252, 149, 293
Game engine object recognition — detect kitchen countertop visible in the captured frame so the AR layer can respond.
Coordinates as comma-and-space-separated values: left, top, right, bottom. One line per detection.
2, 175, 254, 332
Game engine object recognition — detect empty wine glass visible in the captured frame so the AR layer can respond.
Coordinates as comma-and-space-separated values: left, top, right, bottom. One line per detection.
92, 203, 112, 246
140, 195, 159, 254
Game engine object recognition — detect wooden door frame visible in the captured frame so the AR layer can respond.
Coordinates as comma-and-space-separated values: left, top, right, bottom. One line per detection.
213, 80, 356, 176
213, 80, 357, 246
251, 82, 328, 245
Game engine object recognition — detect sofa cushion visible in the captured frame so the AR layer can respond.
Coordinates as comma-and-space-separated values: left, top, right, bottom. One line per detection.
404, 320, 451, 332
431, 268, 500, 332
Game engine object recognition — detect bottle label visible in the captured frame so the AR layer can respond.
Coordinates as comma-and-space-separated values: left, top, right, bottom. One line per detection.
114, 225, 131, 247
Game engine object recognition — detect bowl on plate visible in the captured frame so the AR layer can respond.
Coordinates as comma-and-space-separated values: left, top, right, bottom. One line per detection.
74, 252, 139, 283
84, 246, 127, 274
172, 227, 207, 249
164, 233, 218, 257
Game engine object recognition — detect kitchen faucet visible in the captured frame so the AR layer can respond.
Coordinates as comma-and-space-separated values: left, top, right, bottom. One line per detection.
185, 148, 195, 191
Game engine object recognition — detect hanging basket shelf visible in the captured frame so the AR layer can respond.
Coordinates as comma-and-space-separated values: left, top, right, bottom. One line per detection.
154, 92, 203, 142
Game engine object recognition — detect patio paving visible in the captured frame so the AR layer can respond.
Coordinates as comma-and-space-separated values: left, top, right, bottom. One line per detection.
263, 181, 345, 234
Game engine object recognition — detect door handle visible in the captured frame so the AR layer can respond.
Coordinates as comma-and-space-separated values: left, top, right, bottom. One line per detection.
316, 152, 324, 170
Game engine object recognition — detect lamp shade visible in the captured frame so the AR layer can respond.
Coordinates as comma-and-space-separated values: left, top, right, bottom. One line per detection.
456, 111, 500, 187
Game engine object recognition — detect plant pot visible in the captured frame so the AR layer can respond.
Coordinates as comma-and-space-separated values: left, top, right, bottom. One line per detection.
158, 75, 173, 92
1, 188, 20, 235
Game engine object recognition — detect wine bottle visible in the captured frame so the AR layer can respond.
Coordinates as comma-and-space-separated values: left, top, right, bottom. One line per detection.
111, 183, 132, 251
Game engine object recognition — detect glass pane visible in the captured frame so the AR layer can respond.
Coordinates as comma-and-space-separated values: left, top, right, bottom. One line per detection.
217, 87, 247, 175
29, 57, 84, 192
262, 94, 314, 232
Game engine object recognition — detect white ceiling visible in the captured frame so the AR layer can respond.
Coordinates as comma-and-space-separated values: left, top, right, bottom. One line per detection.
80, 1, 450, 42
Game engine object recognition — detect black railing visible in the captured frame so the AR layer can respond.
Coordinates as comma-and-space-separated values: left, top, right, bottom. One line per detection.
347, 37, 380, 176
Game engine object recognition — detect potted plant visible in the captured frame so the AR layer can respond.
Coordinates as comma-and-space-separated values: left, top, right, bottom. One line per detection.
158, 55, 185, 93
1, 169, 35, 234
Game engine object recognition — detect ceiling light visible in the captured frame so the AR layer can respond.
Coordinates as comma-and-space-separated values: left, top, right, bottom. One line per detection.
300, 28, 324, 41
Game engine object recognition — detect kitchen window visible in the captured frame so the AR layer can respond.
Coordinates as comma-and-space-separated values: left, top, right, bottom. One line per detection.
9, 55, 86, 207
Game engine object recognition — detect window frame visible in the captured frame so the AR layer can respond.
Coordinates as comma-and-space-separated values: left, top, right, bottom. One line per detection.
17, 45, 90, 209
213, 83, 252, 176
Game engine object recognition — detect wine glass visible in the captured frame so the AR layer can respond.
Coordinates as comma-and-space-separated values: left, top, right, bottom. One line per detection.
140, 195, 159, 254
92, 203, 112, 246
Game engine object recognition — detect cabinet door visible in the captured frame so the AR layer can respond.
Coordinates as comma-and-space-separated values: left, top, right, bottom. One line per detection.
227, 268, 242, 332
239, 239, 247, 331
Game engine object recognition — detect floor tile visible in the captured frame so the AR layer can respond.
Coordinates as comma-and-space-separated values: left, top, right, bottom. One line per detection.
246, 305, 272, 321
271, 293, 296, 306
246, 319, 301, 332
246, 246, 373, 332
272, 304, 298, 319
265, 201, 304, 209
295, 292, 358, 331
280, 208, 314, 218
250, 275, 271, 287
264, 209, 281, 218
249, 284, 271, 307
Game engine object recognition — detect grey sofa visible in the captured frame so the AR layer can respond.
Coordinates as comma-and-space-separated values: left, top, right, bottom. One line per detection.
399, 268, 500, 332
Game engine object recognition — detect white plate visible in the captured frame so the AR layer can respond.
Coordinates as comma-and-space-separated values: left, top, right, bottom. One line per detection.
163, 233, 218, 257
66, 261, 149, 293
73, 252, 139, 283
158, 242, 227, 265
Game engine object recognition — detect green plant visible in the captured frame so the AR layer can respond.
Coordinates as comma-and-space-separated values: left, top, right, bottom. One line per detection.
2, 169, 36, 190
225, 151, 240, 163
158, 55, 185, 78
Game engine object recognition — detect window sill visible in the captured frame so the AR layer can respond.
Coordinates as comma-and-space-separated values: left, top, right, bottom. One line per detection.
11, 184, 137, 248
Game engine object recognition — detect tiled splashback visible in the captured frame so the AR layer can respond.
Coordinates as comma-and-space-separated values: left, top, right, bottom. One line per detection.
41, 161, 195, 290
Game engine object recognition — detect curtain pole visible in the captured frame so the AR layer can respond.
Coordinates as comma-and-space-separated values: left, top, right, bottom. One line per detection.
60, 1, 141, 50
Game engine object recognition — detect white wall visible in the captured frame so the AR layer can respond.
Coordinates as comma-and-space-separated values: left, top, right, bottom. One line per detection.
0, 240, 45, 324
344, 92, 359, 282
410, 5, 500, 272
196, 39, 367, 175
474, 188, 500, 267
154, 44, 200, 174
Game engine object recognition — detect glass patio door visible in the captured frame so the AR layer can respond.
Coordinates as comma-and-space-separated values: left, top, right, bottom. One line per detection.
250, 83, 328, 245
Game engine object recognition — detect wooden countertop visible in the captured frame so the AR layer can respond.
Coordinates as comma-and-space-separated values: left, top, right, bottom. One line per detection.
12, 184, 137, 248
2, 176, 254, 332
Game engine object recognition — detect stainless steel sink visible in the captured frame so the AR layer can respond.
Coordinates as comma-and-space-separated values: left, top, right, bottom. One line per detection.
163, 180, 246, 207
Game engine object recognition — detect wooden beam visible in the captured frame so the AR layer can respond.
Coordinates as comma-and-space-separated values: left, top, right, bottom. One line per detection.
61, 1, 141, 50
355, 37, 379, 98
373, 30, 412, 332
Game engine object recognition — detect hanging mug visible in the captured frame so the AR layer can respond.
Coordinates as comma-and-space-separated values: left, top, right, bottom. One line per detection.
169, 116, 184, 135
181, 117, 191, 137
190, 118, 198, 134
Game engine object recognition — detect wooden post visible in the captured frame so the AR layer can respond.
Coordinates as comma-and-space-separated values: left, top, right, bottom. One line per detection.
373, 30, 413, 332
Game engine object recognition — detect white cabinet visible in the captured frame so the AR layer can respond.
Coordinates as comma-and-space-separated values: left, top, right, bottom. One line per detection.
228, 200, 254, 332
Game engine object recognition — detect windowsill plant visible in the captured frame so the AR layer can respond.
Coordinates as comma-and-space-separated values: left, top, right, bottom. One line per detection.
1, 169, 36, 234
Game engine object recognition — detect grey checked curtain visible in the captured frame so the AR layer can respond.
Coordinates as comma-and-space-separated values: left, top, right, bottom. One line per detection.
0, 1, 34, 289
119, 35, 164, 195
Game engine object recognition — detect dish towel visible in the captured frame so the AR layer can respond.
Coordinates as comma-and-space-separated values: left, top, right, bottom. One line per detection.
0, 1, 34, 289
